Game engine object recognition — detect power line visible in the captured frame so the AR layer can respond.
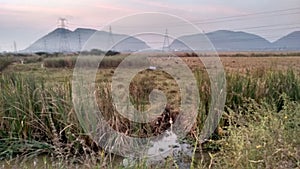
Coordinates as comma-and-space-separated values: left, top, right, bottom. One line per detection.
231, 22, 300, 31
248, 26, 300, 33
65, 20, 300, 43
196, 7, 300, 22
172, 22, 300, 35
193, 12, 300, 25
100, 8, 300, 29
101, 26, 299, 46
20, 7, 300, 53
65, 7, 300, 30
68, 23, 103, 28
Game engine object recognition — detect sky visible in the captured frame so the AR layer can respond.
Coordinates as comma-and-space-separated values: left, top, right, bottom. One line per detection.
0, 0, 300, 52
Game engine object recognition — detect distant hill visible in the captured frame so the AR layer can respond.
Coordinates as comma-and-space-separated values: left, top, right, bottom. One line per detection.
22, 28, 149, 53
81, 30, 150, 52
22, 28, 300, 53
169, 30, 273, 52
273, 31, 300, 51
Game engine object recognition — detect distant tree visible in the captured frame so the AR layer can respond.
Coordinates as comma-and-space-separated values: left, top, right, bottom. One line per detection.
90, 49, 105, 55
105, 50, 120, 56
35, 52, 50, 57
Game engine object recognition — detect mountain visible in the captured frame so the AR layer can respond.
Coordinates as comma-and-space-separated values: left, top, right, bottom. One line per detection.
273, 31, 300, 51
22, 28, 300, 53
22, 28, 149, 53
170, 30, 272, 52
80, 30, 150, 52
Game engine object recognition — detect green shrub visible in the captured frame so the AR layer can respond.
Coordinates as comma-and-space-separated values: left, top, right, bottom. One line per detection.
0, 57, 13, 71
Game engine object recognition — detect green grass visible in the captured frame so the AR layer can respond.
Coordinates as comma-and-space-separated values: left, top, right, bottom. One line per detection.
0, 67, 299, 168
0, 74, 87, 160
212, 98, 299, 169
226, 69, 300, 111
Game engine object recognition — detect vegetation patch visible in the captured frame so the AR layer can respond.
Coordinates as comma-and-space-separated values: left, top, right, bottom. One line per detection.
0, 54, 299, 168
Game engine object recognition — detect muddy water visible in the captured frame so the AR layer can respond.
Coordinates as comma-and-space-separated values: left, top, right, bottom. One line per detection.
122, 130, 210, 168
0, 131, 209, 169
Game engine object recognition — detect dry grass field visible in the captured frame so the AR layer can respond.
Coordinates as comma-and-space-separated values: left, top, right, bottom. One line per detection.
4, 54, 300, 77
167, 56, 300, 73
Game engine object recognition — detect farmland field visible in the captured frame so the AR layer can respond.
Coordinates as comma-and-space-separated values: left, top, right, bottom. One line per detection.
0, 53, 299, 169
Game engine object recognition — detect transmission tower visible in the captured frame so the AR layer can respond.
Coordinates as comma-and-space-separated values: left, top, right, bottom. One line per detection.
13, 41, 17, 53
58, 18, 70, 53
108, 26, 115, 50
78, 32, 82, 52
162, 29, 170, 51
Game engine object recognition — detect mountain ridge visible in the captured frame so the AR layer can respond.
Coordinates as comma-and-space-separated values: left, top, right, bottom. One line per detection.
22, 28, 300, 53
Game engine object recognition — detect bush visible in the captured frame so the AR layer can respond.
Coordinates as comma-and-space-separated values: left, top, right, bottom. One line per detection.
44, 57, 76, 68
105, 50, 120, 56
0, 57, 13, 71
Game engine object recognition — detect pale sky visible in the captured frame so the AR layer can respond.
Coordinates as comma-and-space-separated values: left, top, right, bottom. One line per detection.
0, 0, 300, 52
